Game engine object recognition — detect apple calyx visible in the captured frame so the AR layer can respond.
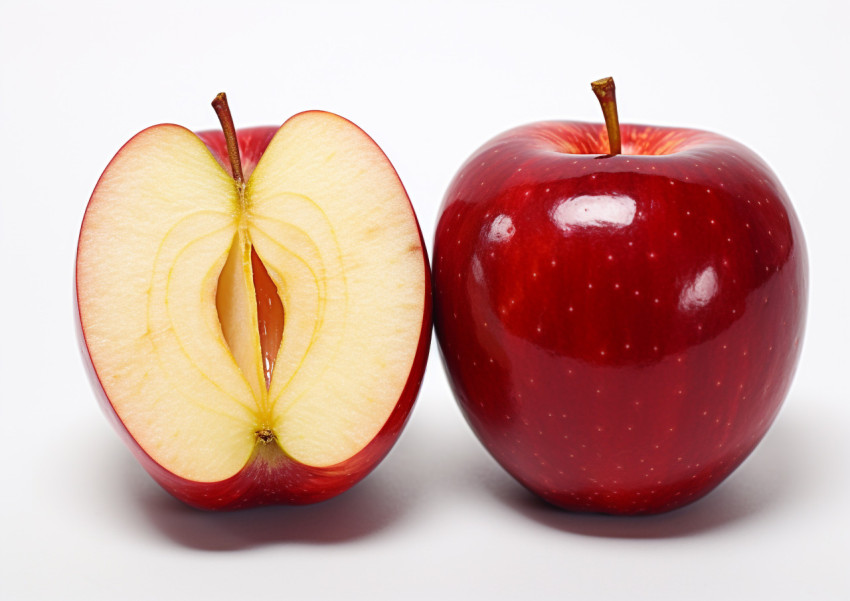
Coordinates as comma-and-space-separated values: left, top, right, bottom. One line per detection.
590, 76, 622, 156
255, 427, 276, 445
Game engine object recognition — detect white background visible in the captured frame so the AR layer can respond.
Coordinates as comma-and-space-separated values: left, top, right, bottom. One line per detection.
2, 1, 848, 599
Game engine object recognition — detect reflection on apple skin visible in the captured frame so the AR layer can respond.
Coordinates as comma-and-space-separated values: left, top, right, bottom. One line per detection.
549, 193, 637, 230
679, 265, 719, 312
433, 120, 807, 515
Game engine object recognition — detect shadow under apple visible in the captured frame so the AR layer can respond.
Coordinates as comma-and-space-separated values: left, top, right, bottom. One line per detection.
79, 392, 822, 545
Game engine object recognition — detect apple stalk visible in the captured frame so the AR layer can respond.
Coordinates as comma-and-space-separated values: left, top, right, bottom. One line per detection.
212, 93, 246, 187
591, 77, 621, 156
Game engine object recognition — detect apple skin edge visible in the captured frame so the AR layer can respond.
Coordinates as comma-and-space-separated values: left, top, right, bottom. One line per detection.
433, 121, 807, 515
75, 118, 432, 510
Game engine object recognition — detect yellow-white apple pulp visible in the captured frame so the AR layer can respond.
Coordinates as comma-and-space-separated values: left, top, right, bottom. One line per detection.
77, 113, 426, 482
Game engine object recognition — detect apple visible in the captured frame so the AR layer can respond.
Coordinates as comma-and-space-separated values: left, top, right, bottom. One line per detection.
433, 78, 807, 514
76, 94, 431, 509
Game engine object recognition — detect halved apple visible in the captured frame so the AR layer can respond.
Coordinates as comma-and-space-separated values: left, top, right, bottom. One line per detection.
76, 95, 431, 509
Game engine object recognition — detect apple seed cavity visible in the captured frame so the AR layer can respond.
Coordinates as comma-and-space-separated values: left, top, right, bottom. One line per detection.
212, 93, 285, 392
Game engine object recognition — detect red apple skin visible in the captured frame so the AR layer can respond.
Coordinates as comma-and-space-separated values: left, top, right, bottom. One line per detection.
196, 125, 277, 181
77, 118, 432, 510
433, 121, 807, 515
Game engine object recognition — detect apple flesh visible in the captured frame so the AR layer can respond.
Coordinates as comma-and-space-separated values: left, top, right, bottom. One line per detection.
433, 120, 807, 514
77, 109, 431, 509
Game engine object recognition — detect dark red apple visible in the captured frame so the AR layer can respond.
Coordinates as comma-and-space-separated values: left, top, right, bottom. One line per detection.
77, 94, 431, 509
433, 78, 807, 514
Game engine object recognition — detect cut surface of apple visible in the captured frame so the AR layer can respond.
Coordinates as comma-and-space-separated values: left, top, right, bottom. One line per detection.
77, 110, 429, 488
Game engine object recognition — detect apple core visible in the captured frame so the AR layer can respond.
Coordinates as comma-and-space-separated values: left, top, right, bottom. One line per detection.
211, 94, 286, 396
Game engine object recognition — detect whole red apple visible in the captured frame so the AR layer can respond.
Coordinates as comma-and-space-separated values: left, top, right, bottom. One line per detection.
77, 94, 431, 509
433, 78, 807, 514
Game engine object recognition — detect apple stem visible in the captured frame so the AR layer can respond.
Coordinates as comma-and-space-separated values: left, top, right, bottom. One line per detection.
212, 92, 245, 186
591, 77, 622, 156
